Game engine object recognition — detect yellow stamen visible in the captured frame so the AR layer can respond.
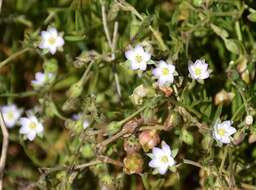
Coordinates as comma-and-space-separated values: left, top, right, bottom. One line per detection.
135, 54, 143, 63
162, 68, 169, 76
194, 68, 202, 76
161, 155, 169, 163
29, 122, 37, 129
48, 37, 56, 45
217, 128, 226, 137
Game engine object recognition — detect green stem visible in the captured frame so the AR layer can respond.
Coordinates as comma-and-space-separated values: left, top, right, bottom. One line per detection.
219, 146, 228, 172
0, 48, 30, 69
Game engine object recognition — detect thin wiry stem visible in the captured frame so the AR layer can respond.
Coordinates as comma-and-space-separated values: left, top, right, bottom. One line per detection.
0, 111, 9, 190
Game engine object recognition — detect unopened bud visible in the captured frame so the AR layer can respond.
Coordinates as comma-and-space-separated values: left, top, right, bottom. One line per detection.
130, 84, 148, 105
233, 131, 246, 145
123, 153, 144, 174
139, 130, 160, 152
43, 58, 58, 74
67, 81, 83, 98
124, 135, 141, 154
106, 121, 122, 135
236, 56, 248, 73
245, 115, 253, 125
241, 70, 250, 84
214, 89, 234, 106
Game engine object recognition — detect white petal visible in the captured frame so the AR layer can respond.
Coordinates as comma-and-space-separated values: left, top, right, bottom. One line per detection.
143, 52, 151, 62
152, 68, 161, 77
19, 117, 30, 126
159, 60, 167, 68
49, 46, 57, 55
27, 131, 36, 141
161, 141, 171, 155
149, 159, 161, 168
139, 62, 147, 71
200, 72, 209, 79
130, 61, 139, 70
125, 50, 134, 60
158, 165, 168, 175
83, 120, 89, 129
41, 31, 50, 40
134, 45, 144, 54
220, 136, 230, 144
152, 147, 164, 156
36, 123, 44, 133
56, 36, 64, 47
19, 125, 30, 134
168, 157, 175, 167
48, 28, 58, 37
227, 127, 236, 136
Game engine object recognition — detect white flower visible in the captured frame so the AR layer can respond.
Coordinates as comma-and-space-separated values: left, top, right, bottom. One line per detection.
125, 45, 151, 71
245, 115, 253, 125
72, 113, 90, 129
213, 120, 236, 144
19, 115, 44, 141
152, 60, 176, 86
1, 104, 23, 128
31, 72, 54, 87
39, 27, 64, 55
188, 59, 209, 81
148, 141, 175, 175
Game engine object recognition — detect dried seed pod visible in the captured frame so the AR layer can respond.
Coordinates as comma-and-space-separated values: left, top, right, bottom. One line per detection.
159, 86, 173, 97
123, 153, 144, 174
249, 133, 256, 144
139, 130, 160, 152
164, 111, 183, 131
214, 89, 234, 106
233, 130, 246, 145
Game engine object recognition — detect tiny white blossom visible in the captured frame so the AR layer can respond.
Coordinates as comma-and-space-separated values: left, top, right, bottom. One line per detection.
72, 113, 90, 129
152, 60, 176, 86
188, 59, 209, 81
39, 27, 64, 55
19, 115, 44, 141
245, 115, 253, 125
125, 45, 151, 71
1, 104, 23, 128
213, 120, 236, 144
148, 141, 175, 175
31, 72, 54, 87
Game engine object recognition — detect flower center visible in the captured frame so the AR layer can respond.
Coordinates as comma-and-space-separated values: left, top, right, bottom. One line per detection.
194, 68, 202, 76
48, 37, 56, 45
160, 155, 169, 163
135, 54, 143, 63
7, 112, 14, 120
217, 128, 226, 137
29, 122, 37, 129
162, 68, 169, 76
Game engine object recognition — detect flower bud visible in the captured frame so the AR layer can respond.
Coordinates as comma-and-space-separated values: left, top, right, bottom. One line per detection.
214, 89, 234, 106
81, 144, 95, 159
192, 0, 203, 7
139, 130, 160, 152
62, 97, 80, 111
164, 112, 183, 130
233, 130, 245, 145
241, 70, 250, 84
245, 115, 253, 125
130, 84, 148, 105
123, 135, 141, 154
67, 81, 83, 98
123, 153, 144, 174
43, 58, 58, 74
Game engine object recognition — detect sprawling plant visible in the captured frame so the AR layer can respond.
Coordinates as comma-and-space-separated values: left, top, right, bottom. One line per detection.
0, 0, 256, 189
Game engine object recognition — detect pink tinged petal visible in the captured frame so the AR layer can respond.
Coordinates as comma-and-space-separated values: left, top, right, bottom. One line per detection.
56, 36, 64, 47
158, 76, 172, 86
27, 131, 36, 141
19, 125, 30, 134
201, 63, 208, 71
130, 61, 140, 70
139, 62, 147, 71
158, 165, 168, 175
149, 159, 161, 168
161, 141, 171, 155
41, 31, 50, 39
134, 45, 144, 54
125, 50, 134, 60
143, 52, 151, 62
152, 68, 161, 77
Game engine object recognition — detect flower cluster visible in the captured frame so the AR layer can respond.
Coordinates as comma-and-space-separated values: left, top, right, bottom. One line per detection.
125, 45, 210, 87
